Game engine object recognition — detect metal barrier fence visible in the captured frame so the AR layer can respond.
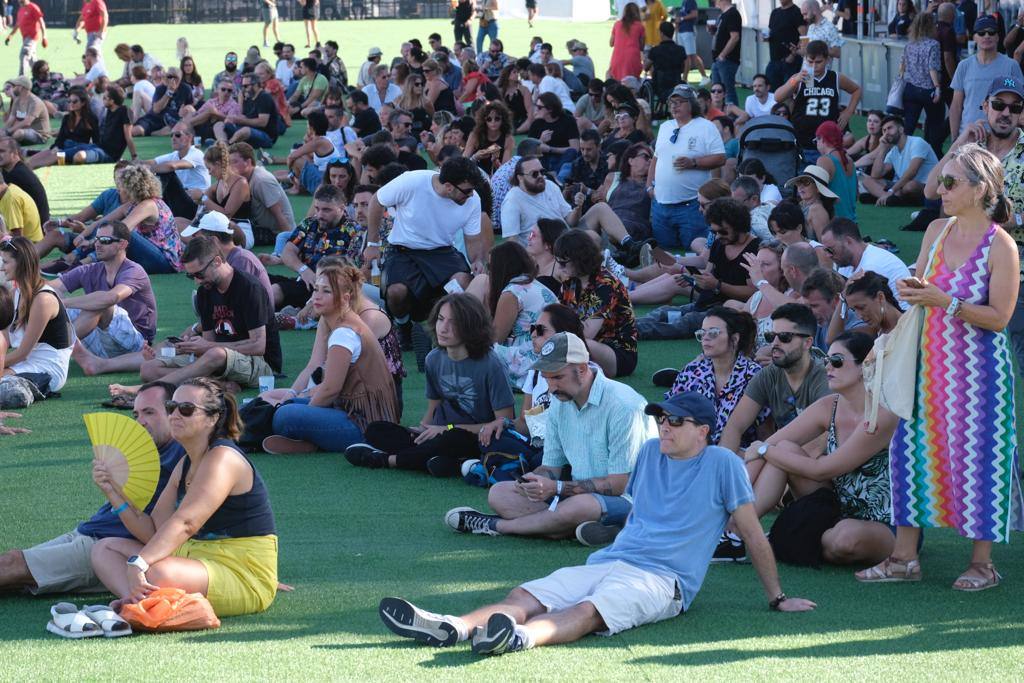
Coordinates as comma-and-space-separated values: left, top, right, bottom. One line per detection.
33, 0, 453, 27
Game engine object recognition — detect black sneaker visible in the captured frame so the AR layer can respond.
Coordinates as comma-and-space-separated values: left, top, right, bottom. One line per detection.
40, 260, 73, 276
652, 368, 679, 388
397, 321, 413, 351
471, 612, 525, 656
344, 443, 388, 468
426, 455, 461, 478
378, 597, 461, 647
411, 322, 432, 373
575, 521, 622, 547
711, 531, 748, 563
444, 507, 501, 536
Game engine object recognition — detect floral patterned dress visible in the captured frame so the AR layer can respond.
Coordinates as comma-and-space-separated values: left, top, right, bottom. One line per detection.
825, 397, 890, 523
668, 354, 767, 445
132, 199, 183, 272
492, 277, 559, 386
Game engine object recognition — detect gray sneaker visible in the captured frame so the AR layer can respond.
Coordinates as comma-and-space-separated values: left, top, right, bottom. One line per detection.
471, 612, 525, 656
378, 597, 461, 647
575, 521, 622, 547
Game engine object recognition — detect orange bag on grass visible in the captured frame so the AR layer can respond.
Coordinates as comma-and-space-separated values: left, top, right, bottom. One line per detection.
119, 588, 221, 632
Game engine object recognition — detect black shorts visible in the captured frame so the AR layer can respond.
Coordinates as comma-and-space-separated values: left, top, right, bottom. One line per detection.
381, 245, 470, 321
611, 346, 638, 378
269, 274, 313, 309
301, 2, 319, 20
525, 0, 536, 7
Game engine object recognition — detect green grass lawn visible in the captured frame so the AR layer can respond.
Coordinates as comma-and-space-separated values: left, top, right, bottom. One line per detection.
1, 19, 1021, 682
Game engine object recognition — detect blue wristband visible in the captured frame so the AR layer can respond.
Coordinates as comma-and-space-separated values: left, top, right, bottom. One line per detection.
112, 501, 129, 515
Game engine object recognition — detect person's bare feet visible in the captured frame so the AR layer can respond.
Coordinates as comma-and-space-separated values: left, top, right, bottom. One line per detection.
109, 383, 141, 398
223, 381, 242, 394
108, 598, 126, 612
72, 341, 103, 376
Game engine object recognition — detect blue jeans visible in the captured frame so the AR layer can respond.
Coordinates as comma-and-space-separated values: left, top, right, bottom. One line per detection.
476, 20, 499, 53
766, 58, 800, 91
271, 398, 364, 452
224, 124, 275, 149
651, 199, 705, 251
127, 232, 176, 274
540, 149, 578, 184
285, 80, 299, 99
273, 229, 296, 256
60, 141, 112, 164
902, 82, 945, 158
711, 59, 740, 105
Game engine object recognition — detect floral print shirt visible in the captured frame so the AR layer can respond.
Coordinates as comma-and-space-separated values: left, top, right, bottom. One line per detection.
290, 216, 366, 268
667, 354, 768, 445
132, 199, 183, 272
559, 267, 638, 354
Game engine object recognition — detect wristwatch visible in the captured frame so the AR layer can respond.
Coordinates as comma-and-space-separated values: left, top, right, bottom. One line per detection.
126, 555, 149, 573
755, 442, 770, 460
755, 279, 770, 289
769, 592, 788, 611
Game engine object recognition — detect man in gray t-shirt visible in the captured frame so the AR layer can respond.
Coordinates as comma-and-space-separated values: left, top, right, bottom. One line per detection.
950, 16, 1024, 137
229, 142, 296, 246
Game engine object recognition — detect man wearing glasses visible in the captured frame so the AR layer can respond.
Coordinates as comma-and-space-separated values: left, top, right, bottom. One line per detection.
647, 84, 725, 253
141, 121, 210, 209
51, 221, 155, 370
215, 73, 280, 149
139, 235, 281, 390
949, 15, 1024, 139
131, 66, 193, 138
186, 78, 242, 143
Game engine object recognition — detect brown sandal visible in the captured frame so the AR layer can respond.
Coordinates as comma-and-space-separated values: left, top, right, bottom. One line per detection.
101, 393, 135, 410
855, 556, 922, 583
952, 562, 1001, 592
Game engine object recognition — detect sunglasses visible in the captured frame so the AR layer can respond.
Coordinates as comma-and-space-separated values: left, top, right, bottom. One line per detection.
166, 75, 179, 80
822, 353, 847, 369
670, 126, 682, 144
694, 327, 723, 342
555, 257, 571, 266
764, 331, 812, 344
655, 414, 701, 428
186, 257, 218, 280
989, 99, 1024, 114
529, 323, 548, 336
95, 236, 122, 245
171, 131, 188, 138
0, 239, 15, 252
976, 29, 998, 37
937, 174, 961, 190
165, 400, 214, 417
711, 88, 724, 94
219, 88, 233, 93
450, 184, 475, 198
485, 115, 502, 122
523, 170, 545, 179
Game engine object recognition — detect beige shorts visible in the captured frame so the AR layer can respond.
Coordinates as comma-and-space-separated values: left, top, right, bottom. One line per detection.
519, 560, 682, 635
21, 530, 106, 595
157, 348, 273, 388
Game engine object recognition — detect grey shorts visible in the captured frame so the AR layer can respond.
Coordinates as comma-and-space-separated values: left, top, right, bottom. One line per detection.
21, 530, 106, 595
13, 127, 45, 144
157, 347, 273, 388
69, 306, 146, 358
261, 4, 278, 21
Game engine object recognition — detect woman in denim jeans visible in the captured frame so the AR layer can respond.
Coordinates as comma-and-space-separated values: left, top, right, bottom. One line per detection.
900, 13, 945, 158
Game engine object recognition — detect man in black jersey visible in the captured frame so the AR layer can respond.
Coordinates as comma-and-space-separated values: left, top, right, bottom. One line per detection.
773, 40, 861, 164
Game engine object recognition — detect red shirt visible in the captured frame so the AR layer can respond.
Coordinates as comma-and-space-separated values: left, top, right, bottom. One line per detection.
16, 3, 44, 40
81, 0, 106, 33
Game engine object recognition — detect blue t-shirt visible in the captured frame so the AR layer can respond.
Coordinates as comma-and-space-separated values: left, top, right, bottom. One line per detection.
884, 135, 938, 185
89, 187, 122, 217
77, 440, 187, 539
589, 441, 754, 610
677, 0, 698, 32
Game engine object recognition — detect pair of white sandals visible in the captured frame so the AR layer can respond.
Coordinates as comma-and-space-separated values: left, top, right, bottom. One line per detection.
46, 602, 132, 639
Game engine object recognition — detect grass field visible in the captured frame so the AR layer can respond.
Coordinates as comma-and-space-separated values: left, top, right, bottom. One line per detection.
0, 18, 1021, 683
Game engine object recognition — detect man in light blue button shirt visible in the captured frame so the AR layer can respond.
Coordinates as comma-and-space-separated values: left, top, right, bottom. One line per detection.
445, 332, 656, 545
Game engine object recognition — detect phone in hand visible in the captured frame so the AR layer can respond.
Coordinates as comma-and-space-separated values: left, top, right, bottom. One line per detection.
685, 265, 702, 275
166, 335, 184, 344
903, 277, 926, 289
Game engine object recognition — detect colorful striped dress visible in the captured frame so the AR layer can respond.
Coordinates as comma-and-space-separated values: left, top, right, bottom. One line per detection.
889, 222, 1024, 542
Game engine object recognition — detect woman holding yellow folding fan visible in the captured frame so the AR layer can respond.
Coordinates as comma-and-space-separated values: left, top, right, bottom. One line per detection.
90, 378, 278, 618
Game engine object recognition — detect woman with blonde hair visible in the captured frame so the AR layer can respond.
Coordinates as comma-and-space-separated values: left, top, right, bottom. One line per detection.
175, 141, 252, 240
857, 144, 1023, 590
395, 73, 433, 134
423, 57, 457, 115
259, 264, 399, 454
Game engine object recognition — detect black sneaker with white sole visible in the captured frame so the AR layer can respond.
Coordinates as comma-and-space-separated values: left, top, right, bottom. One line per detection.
471, 612, 525, 656
575, 521, 622, 547
378, 597, 461, 647
445, 507, 501, 536
344, 443, 388, 469
651, 367, 679, 388
710, 531, 748, 563
411, 322, 432, 373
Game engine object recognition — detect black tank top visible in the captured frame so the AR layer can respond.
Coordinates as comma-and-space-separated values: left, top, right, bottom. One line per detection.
433, 86, 457, 115
504, 88, 527, 127
26, 288, 73, 349
791, 70, 840, 149
175, 439, 276, 540
475, 131, 508, 175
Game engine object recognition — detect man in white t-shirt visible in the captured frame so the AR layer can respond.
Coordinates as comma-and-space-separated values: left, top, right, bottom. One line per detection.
144, 121, 210, 195
647, 84, 726, 251
529, 63, 573, 112
71, 47, 107, 88
274, 43, 296, 90
820, 217, 911, 307
744, 73, 777, 119
500, 157, 571, 243
363, 157, 487, 326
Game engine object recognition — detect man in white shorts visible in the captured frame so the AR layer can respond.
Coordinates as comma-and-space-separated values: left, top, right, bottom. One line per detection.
52, 221, 157, 375
0, 382, 184, 594
378, 392, 816, 656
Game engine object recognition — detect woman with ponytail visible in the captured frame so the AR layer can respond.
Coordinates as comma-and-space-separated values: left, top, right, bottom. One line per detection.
814, 121, 857, 222
90, 377, 280, 617
259, 264, 399, 454
175, 141, 254, 242
857, 143, 1023, 590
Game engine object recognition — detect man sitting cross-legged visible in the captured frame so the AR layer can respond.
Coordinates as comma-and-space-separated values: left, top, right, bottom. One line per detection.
138, 235, 282, 390
445, 332, 656, 546
0, 382, 185, 595
379, 391, 815, 656
47, 221, 158, 376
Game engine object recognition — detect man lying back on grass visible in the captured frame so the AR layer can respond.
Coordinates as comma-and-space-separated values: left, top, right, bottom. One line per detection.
378, 391, 815, 656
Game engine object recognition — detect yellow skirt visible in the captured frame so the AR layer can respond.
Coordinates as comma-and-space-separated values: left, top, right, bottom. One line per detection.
174, 535, 278, 617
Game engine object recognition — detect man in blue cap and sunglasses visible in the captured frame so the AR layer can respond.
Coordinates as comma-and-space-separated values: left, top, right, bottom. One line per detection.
949, 14, 1024, 140
378, 390, 815, 657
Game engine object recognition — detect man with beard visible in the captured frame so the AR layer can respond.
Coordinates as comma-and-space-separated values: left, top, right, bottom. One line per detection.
926, 75, 1024, 386
717, 303, 830, 458
444, 332, 656, 546
213, 51, 243, 91
138, 235, 281, 389
860, 115, 937, 206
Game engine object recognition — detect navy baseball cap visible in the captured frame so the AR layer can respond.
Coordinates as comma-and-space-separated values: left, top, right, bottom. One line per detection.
645, 392, 717, 427
988, 76, 1024, 100
974, 15, 999, 33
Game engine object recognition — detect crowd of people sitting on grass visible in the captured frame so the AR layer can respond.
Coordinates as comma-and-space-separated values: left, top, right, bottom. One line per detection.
0, 3, 1021, 655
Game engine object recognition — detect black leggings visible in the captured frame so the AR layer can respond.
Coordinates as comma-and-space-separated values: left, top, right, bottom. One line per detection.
364, 421, 480, 473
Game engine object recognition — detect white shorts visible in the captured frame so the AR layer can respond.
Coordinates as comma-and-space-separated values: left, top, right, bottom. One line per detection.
237, 220, 255, 250
677, 31, 697, 55
519, 560, 682, 636
21, 530, 105, 595
69, 306, 146, 358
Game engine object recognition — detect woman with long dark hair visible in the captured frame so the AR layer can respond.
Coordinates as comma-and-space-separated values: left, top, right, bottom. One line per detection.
464, 100, 514, 175
180, 56, 205, 105
27, 87, 98, 169
497, 64, 533, 133
840, 271, 903, 338
784, 166, 836, 240
91, 377, 279, 617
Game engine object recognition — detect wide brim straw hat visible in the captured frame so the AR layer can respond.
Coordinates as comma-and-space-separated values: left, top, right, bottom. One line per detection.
784, 164, 838, 199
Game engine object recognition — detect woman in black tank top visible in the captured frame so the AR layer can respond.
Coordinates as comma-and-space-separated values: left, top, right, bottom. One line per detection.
498, 64, 533, 132
90, 378, 279, 617
464, 100, 514, 175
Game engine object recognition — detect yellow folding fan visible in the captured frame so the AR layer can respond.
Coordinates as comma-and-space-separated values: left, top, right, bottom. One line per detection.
83, 412, 160, 511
